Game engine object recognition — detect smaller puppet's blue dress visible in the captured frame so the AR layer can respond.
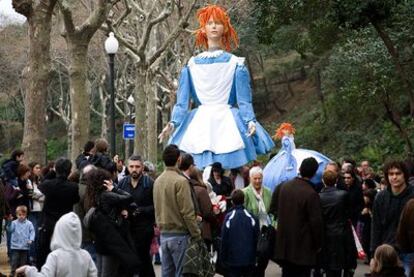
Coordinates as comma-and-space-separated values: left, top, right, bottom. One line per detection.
168, 50, 274, 169
263, 135, 331, 192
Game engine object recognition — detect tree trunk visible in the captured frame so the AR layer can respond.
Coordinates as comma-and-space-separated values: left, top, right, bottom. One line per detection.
68, 42, 90, 162
382, 92, 413, 153
134, 70, 147, 156
161, 108, 169, 149
371, 20, 414, 117
20, 2, 56, 165
67, 123, 72, 158
284, 73, 295, 97
315, 69, 327, 120
146, 71, 157, 164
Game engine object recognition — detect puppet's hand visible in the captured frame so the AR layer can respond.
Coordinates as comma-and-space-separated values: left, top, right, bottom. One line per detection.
247, 121, 256, 137
158, 122, 174, 143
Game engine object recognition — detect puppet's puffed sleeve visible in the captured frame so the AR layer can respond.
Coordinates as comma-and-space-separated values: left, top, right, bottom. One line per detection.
170, 66, 191, 128
235, 64, 256, 125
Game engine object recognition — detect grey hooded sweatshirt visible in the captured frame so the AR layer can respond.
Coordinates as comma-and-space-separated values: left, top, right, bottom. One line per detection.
25, 212, 97, 277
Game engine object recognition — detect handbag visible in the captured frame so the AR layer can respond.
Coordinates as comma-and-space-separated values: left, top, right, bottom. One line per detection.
257, 224, 276, 259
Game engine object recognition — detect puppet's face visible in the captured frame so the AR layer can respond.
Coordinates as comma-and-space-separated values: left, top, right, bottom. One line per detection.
282, 129, 291, 136
204, 17, 224, 42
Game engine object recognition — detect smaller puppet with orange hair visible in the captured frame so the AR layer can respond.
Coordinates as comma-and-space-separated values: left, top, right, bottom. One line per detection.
273, 122, 296, 140
158, 4, 274, 169
263, 122, 332, 191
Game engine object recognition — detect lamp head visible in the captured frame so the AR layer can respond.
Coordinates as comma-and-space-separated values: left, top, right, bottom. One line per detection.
105, 32, 119, 54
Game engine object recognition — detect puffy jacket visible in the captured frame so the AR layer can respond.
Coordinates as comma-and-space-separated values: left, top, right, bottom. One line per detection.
221, 205, 259, 267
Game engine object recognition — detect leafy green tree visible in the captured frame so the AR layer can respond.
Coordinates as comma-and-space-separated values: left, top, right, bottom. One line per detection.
254, 0, 414, 116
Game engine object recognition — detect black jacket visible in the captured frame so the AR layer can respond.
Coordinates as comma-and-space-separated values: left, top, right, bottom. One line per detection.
89, 152, 116, 173
319, 186, 357, 270
371, 185, 414, 253
209, 176, 233, 197
371, 266, 405, 277
91, 188, 141, 273
117, 175, 155, 229
39, 176, 80, 227
75, 152, 92, 170
337, 182, 364, 227
1, 159, 19, 181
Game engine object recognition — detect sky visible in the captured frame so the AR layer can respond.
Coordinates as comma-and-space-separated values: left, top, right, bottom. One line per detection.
0, 0, 26, 25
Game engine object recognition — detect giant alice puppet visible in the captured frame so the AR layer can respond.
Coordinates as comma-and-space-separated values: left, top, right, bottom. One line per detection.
263, 123, 332, 192
158, 5, 274, 169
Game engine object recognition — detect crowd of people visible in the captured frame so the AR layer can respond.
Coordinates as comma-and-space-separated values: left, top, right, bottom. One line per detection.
0, 138, 413, 277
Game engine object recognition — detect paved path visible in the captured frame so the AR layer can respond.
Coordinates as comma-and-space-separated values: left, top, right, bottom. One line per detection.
0, 244, 369, 276
154, 260, 370, 276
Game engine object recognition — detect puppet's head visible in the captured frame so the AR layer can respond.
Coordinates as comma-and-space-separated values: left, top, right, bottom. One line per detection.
274, 122, 296, 140
194, 5, 239, 51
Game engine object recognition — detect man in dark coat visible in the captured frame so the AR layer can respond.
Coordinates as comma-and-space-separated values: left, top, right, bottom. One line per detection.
319, 170, 356, 277
118, 155, 155, 277
36, 158, 80, 269
1, 149, 24, 186
371, 160, 414, 258
270, 157, 323, 277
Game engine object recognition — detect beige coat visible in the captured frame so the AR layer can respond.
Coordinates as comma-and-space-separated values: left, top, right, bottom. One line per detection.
154, 167, 201, 238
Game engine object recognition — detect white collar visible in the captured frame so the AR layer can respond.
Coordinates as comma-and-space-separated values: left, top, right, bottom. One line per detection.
197, 50, 224, 58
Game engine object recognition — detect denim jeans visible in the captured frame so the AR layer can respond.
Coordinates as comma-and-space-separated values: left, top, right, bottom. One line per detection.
81, 241, 97, 264
400, 252, 414, 277
160, 234, 189, 277
10, 249, 28, 276
5, 219, 12, 258
28, 212, 41, 263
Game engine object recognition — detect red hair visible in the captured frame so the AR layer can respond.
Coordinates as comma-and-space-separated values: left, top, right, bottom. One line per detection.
194, 5, 239, 51
274, 122, 296, 139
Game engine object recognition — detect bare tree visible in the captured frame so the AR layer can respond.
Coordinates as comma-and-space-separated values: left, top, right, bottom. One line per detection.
58, 0, 116, 162
12, 0, 58, 164
109, 0, 198, 163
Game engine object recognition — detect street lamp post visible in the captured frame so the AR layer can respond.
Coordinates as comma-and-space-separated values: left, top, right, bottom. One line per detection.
104, 32, 119, 157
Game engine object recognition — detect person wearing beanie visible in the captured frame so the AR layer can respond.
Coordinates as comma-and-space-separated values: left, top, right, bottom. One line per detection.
16, 212, 97, 277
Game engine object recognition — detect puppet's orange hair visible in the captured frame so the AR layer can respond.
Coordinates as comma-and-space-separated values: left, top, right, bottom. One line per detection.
274, 123, 296, 139
194, 5, 239, 51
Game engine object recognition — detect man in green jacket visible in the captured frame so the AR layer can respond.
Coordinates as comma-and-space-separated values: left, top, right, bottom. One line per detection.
154, 144, 201, 276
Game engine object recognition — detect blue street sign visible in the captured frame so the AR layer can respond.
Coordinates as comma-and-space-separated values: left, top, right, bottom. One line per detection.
123, 123, 135, 140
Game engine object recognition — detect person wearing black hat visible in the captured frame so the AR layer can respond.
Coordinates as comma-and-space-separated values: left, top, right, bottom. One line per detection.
269, 157, 323, 277
208, 162, 233, 197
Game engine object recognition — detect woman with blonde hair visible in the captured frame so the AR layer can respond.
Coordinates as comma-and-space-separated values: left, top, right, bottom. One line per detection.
370, 244, 405, 277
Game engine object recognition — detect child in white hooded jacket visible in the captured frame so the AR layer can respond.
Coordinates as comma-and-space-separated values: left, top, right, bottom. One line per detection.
16, 212, 97, 277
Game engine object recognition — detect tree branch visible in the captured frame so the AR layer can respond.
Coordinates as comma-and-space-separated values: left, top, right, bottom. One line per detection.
113, 0, 131, 28
129, 0, 147, 17
57, 0, 76, 34
147, 0, 196, 67
79, 0, 113, 37
137, 1, 173, 57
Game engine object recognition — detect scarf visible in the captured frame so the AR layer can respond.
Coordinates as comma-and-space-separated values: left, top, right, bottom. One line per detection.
252, 186, 268, 227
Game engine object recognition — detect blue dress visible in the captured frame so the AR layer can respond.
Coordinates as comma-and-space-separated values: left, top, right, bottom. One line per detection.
263, 136, 332, 192
168, 51, 274, 169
